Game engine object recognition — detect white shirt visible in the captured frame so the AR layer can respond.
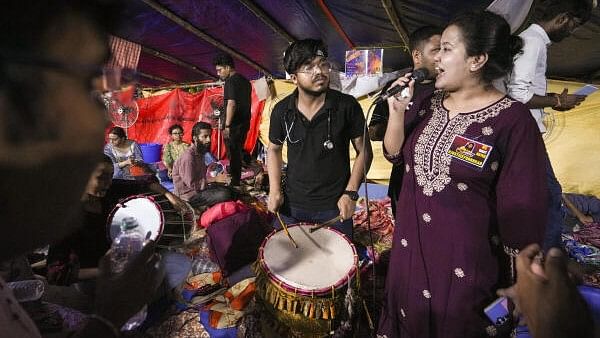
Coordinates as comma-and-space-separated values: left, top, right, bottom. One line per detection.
505, 24, 552, 133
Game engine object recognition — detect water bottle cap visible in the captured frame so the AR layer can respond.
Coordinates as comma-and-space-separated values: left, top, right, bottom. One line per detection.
121, 217, 139, 231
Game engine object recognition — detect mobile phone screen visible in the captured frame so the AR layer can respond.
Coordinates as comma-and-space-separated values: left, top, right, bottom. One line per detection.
574, 84, 598, 96
484, 297, 509, 324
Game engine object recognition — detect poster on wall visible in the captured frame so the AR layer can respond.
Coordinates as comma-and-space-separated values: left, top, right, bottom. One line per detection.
367, 49, 383, 75
345, 50, 367, 77
345, 49, 383, 77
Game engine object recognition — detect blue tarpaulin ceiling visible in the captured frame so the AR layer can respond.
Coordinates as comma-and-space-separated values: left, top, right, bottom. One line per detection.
115, 0, 600, 87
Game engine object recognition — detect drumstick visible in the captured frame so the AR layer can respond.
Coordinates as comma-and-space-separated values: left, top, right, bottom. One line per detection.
309, 215, 343, 233
276, 212, 299, 248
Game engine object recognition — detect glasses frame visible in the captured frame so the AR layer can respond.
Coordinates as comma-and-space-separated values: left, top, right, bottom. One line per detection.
296, 60, 333, 75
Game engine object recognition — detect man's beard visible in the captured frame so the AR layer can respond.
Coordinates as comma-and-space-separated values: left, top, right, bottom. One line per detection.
198, 143, 211, 153
548, 27, 570, 42
298, 77, 329, 97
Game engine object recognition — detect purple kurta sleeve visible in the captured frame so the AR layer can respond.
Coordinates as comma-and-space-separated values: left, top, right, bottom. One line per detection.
495, 104, 548, 250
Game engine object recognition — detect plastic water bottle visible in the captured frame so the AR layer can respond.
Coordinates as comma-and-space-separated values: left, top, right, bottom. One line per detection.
7, 280, 45, 302
110, 217, 147, 331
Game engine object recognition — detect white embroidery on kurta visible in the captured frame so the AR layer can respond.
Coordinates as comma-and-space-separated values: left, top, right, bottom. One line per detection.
482, 126, 493, 135
491, 161, 499, 172
486, 325, 497, 336
400, 308, 406, 318
418, 109, 427, 116
413, 92, 512, 196
422, 289, 431, 299
401, 239, 408, 247
422, 213, 431, 223
405, 164, 410, 173
457, 183, 468, 191
454, 268, 465, 278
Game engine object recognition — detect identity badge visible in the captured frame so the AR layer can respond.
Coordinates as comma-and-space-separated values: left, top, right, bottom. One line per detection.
447, 135, 493, 170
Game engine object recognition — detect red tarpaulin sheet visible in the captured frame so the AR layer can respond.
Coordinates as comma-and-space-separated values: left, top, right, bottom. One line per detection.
113, 86, 265, 160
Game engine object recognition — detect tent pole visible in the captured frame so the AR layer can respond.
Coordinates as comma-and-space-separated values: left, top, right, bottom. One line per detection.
140, 0, 272, 77
315, 0, 355, 49
238, 0, 295, 43
142, 45, 217, 80
138, 71, 175, 84
380, 0, 410, 50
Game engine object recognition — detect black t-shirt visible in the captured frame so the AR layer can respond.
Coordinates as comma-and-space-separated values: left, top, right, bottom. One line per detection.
269, 89, 365, 211
223, 73, 252, 127
369, 69, 436, 127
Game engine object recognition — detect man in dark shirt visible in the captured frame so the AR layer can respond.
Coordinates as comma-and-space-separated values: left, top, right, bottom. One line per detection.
267, 39, 373, 238
214, 53, 252, 187
368, 26, 441, 217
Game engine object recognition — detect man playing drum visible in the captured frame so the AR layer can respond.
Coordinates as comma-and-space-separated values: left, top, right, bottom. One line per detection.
267, 39, 373, 238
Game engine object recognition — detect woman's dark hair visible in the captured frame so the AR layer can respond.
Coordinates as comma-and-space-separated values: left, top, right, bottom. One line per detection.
168, 124, 184, 134
283, 39, 328, 74
449, 11, 523, 84
108, 126, 126, 139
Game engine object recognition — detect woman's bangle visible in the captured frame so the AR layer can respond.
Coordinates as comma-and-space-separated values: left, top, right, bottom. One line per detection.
88, 314, 119, 337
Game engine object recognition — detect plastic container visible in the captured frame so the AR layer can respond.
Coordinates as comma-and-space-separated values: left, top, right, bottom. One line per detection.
140, 143, 162, 163
110, 217, 147, 331
7, 280, 45, 302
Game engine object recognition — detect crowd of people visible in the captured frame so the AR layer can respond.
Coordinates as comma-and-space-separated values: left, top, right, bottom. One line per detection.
0, 0, 598, 337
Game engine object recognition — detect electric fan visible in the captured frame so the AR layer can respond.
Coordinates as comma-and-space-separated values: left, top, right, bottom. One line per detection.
102, 84, 139, 131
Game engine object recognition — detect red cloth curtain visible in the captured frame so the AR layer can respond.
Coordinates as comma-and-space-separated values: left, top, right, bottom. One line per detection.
118, 86, 265, 159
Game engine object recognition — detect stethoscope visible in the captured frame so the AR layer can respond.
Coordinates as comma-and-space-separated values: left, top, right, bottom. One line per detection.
280, 110, 334, 151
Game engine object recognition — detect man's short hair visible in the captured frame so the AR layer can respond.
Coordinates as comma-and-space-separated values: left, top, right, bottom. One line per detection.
283, 39, 328, 74
409, 26, 443, 52
534, 0, 592, 23
192, 121, 212, 138
213, 53, 235, 68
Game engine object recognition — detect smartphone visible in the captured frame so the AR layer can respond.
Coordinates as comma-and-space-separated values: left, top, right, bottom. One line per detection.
574, 84, 598, 96
484, 296, 510, 325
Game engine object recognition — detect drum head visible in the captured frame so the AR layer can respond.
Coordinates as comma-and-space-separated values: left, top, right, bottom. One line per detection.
261, 224, 356, 292
108, 196, 163, 242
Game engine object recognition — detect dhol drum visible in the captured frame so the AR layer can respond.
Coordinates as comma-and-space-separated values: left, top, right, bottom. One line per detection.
254, 223, 359, 336
107, 193, 195, 249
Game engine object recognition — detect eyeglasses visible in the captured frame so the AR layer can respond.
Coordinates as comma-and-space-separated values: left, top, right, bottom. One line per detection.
297, 61, 332, 75
172, 132, 183, 135
0, 49, 139, 92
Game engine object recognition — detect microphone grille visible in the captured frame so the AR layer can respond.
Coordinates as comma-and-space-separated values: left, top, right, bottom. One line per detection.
412, 68, 429, 83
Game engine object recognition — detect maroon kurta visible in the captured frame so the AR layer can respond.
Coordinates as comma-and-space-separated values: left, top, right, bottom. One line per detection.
378, 91, 548, 338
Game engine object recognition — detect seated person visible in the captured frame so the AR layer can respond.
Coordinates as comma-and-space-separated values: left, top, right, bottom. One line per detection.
162, 124, 189, 179
0, 2, 163, 336
104, 126, 144, 180
172, 122, 213, 201
47, 155, 187, 285
563, 193, 600, 226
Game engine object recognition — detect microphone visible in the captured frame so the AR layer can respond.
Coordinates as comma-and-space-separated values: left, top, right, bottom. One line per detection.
373, 68, 429, 104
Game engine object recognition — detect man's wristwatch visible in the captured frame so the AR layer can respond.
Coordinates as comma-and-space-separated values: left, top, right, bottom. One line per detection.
343, 190, 359, 201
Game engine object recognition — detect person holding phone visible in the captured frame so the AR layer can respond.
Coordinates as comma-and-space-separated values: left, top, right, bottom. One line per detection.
503, 0, 593, 250
104, 126, 144, 179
